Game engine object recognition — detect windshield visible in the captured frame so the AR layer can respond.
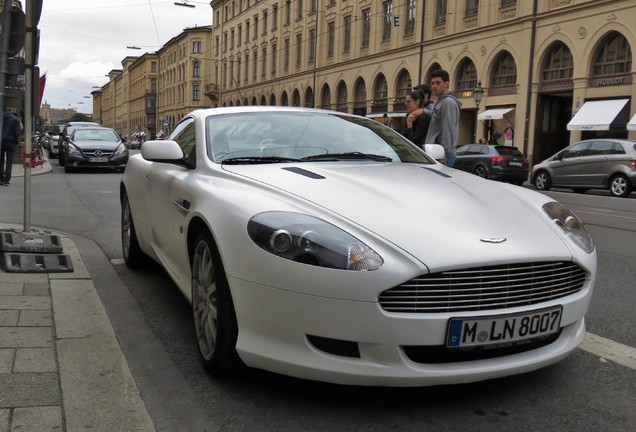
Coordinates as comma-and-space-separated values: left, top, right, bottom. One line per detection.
205, 111, 434, 164
72, 129, 119, 142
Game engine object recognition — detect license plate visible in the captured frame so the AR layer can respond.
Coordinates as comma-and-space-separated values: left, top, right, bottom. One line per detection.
89, 157, 108, 163
509, 161, 522, 166
446, 306, 562, 348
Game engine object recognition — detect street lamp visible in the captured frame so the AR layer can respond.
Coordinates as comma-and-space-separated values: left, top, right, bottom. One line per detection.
174, 1, 195, 7
473, 81, 484, 142
473, 81, 484, 109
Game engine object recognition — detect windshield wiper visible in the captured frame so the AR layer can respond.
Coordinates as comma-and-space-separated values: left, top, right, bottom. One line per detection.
221, 156, 301, 165
301, 152, 393, 162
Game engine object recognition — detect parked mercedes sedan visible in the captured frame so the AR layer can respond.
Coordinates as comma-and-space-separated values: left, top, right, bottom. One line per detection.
120, 106, 596, 387
62, 127, 128, 173
532, 139, 636, 197
454, 144, 529, 185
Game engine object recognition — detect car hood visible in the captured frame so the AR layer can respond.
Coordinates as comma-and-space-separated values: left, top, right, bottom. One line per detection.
71, 140, 122, 150
222, 163, 573, 269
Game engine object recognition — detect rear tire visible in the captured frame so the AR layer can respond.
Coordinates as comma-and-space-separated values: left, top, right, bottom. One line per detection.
191, 230, 242, 377
609, 174, 632, 198
534, 171, 551, 191
473, 165, 488, 178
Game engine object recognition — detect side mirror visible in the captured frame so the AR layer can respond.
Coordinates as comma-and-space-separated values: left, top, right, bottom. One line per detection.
423, 144, 446, 162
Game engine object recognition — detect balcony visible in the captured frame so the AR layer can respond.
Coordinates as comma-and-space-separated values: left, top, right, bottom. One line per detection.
204, 83, 220, 100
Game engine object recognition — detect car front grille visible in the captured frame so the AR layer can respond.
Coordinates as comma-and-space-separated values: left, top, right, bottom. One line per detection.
379, 261, 587, 313
83, 149, 115, 157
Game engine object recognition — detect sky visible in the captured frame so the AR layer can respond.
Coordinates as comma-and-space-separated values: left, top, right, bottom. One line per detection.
34, 0, 212, 114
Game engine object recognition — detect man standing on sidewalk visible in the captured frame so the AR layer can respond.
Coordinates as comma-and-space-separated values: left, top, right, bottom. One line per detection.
425, 69, 462, 167
1, 107, 22, 186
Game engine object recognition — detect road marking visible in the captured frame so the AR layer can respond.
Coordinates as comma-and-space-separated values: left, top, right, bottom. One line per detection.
580, 332, 636, 370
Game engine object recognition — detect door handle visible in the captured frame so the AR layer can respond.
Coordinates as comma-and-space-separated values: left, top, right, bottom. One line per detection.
171, 198, 191, 215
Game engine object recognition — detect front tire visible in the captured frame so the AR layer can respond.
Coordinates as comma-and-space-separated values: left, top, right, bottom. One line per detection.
534, 170, 551, 191
609, 174, 632, 197
191, 231, 242, 377
121, 192, 149, 268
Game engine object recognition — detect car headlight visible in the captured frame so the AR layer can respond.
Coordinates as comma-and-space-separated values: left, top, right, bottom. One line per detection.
248, 212, 383, 270
114, 143, 127, 155
543, 201, 594, 253
68, 143, 81, 155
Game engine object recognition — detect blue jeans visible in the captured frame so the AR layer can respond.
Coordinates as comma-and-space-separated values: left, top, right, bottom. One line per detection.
445, 155, 456, 168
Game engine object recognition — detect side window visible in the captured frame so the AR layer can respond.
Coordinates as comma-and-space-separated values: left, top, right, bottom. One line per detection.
612, 142, 626, 155
480, 146, 490, 155
589, 141, 615, 156
169, 117, 197, 159
561, 142, 589, 159
466, 145, 480, 155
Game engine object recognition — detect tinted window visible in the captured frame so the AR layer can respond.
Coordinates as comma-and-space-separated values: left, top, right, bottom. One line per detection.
495, 146, 523, 157
589, 141, 624, 155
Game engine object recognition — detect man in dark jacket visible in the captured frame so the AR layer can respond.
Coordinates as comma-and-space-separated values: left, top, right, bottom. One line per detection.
425, 70, 462, 167
1, 108, 22, 186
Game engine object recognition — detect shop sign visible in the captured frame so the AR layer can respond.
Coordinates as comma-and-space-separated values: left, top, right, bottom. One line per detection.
589, 75, 632, 87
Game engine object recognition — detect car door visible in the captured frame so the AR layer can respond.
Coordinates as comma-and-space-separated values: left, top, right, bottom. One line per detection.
586, 141, 619, 186
454, 145, 480, 172
550, 141, 591, 186
144, 117, 197, 284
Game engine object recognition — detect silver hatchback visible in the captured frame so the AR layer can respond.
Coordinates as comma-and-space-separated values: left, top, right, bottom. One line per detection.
532, 139, 636, 197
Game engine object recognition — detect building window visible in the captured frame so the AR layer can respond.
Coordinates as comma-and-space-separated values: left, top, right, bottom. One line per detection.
223, 33, 228, 52
343, 15, 351, 54
297, 0, 303, 20
327, 22, 335, 58
406, 0, 416, 36
592, 32, 632, 76
395, 69, 412, 111
272, 5, 278, 30
296, 34, 302, 67
151, 61, 157, 73
310, 0, 317, 14
262, 47, 267, 76
284, 38, 290, 69
465, 0, 479, 17
272, 43, 277, 73
230, 29, 235, 49
491, 51, 517, 86
253, 50, 258, 80
542, 43, 573, 81
353, 78, 367, 116
237, 57, 241, 84
285, 0, 291, 25
435, 0, 447, 26
263, 10, 268, 34
246, 20, 250, 40
193, 61, 201, 78
455, 58, 477, 91
336, 81, 348, 112
382, 2, 393, 42
361, 9, 371, 49
215, 36, 220, 55
309, 29, 316, 63
500, 0, 516, 7
245, 53, 249, 84
254, 16, 259, 39
321, 84, 331, 109
373, 74, 388, 112
193, 40, 202, 53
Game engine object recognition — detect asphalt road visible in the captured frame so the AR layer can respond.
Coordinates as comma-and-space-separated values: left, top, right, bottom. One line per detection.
2, 163, 635, 431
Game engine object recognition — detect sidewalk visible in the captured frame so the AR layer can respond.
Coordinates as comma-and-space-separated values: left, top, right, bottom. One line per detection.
0, 157, 155, 431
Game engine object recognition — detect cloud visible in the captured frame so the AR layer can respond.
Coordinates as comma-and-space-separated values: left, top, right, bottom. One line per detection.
60, 61, 115, 85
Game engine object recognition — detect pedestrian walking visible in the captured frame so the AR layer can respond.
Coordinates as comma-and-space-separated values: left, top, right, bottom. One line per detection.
425, 69, 462, 167
1, 107, 22, 186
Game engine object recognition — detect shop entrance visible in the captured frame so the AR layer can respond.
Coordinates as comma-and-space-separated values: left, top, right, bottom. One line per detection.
533, 93, 572, 164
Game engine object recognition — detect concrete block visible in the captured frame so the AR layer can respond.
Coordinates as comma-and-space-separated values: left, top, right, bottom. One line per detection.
0, 230, 63, 254
1, 253, 74, 273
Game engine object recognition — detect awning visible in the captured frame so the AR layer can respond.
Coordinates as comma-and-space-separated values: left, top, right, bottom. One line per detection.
478, 107, 514, 121
627, 113, 636, 131
567, 99, 629, 131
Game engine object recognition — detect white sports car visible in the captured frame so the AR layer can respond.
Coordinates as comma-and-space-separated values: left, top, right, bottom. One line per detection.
120, 106, 596, 387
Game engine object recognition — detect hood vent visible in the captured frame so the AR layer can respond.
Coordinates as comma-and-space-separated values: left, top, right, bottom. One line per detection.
282, 167, 325, 179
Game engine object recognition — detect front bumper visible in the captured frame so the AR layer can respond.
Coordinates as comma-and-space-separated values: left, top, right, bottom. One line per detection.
67, 154, 128, 169
229, 275, 592, 387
